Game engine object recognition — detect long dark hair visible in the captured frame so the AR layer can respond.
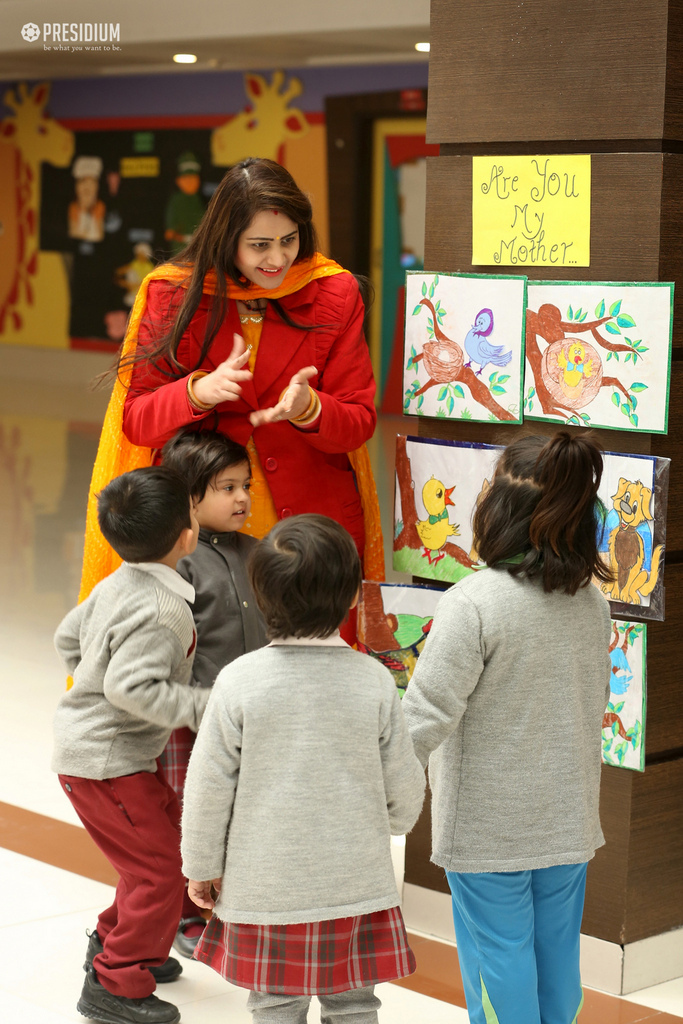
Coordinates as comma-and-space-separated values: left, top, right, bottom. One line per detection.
473, 431, 613, 595
120, 157, 321, 381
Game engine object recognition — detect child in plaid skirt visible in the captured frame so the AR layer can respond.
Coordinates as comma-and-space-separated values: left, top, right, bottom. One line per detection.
181, 515, 426, 1024
160, 429, 267, 956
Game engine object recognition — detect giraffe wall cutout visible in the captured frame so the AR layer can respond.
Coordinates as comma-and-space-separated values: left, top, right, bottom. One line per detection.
211, 71, 309, 166
0, 82, 74, 347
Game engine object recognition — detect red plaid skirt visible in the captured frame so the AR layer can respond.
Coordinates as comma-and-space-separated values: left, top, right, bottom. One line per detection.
194, 906, 416, 995
157, 727, 196, 799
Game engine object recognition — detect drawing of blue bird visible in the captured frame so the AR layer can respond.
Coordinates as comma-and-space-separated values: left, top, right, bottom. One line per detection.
464, 308, 513, 376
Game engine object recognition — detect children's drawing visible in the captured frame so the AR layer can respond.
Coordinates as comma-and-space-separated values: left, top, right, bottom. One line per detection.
357, 581, 444, 696
524, 282, 673, 433
602, 621, 646, 771
404, 271, 526, 423
598, 451, 669, 622
394, 435, 500, 584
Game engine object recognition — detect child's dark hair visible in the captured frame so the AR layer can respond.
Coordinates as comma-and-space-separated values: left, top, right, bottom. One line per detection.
473, 431, 613, 595
97, 466, 191, 563
248, 514, 362, 639
161, 429, 250, 501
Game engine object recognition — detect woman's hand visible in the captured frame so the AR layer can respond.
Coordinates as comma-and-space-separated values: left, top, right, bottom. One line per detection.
191, 334, 253, 407
249, 366, 318, 427
187, 877, 222, 910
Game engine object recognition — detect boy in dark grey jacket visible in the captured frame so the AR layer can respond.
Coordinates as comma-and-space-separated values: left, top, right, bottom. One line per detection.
52, 466, 209, 1024
160, 429, 267, 956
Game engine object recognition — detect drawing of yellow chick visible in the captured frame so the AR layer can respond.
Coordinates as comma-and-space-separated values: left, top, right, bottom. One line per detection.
416, 477, 459, 565
558, 342, 593, 395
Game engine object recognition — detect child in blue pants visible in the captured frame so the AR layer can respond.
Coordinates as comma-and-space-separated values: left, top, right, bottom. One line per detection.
402, 431, 614, 1024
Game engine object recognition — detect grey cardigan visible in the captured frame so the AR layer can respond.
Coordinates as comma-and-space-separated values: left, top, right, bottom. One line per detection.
181, 644, 426, 924
177, 528, 266, 689
52, 563, 209, 779
401, 569, 612, 873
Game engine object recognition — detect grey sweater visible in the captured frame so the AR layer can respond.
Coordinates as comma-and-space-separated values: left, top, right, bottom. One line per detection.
181, 643, 426, 924
401, 569, 612, 873
177, 529, 267, 689
52, 563, 209, 779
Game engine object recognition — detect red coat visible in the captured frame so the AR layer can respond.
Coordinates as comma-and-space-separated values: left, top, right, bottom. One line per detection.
123, 272, 377, 554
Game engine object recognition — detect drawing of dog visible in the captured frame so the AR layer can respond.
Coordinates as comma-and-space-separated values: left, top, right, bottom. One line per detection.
601, 477, 663, 604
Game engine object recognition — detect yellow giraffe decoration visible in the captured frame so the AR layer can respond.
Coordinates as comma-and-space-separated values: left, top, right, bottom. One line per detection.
0, 82, 74, 347
211, 70, 309, 166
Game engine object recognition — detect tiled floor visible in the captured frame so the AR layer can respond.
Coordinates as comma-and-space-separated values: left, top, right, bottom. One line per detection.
0, 345, 681, 1023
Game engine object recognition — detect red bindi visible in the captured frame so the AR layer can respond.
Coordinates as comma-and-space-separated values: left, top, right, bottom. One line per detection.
272, 209, 279, 215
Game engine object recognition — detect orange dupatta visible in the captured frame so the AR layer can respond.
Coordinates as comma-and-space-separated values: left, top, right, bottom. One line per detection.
79, 253, 384, 603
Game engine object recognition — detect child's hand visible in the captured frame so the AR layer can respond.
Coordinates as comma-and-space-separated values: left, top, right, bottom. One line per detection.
188, 877, 222, 910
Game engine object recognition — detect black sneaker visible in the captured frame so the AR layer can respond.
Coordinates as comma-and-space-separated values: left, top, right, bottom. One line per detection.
171, 917, 206, 960
77, 967, 180, 1024
84, 930, 183, 984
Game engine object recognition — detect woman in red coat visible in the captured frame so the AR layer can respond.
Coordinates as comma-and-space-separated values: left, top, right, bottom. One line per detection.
121, 157, 382, 574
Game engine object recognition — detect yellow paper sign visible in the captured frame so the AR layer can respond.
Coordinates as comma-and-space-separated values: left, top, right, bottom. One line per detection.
472, 155, 591, 267
120, 156, 160, 178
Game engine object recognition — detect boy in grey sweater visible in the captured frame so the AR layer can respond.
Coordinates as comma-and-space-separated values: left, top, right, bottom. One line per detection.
52, 466, 210, 1024
181, 514, 425, 1024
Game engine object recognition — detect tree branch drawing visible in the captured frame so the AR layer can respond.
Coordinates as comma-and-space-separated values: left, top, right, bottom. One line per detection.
404, 276, 517, 422
524, 299, 649, 427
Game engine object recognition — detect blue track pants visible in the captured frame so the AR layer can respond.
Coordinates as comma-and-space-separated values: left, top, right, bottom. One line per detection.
446, 863, 588, 1024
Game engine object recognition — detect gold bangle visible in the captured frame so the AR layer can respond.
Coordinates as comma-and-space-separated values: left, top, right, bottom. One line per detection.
187, 371, 214, 412
292, 389, 321, 426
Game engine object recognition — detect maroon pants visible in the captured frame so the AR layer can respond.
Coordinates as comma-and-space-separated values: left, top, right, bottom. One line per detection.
59, 770, 184, 998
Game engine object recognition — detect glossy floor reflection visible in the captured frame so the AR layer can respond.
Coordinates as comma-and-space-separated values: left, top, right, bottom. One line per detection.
0, 345, 681, 1023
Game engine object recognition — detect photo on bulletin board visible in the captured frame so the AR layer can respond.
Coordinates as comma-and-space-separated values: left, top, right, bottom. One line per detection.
598, 451, 670, 622
403, 271, 527, 424
523, 281, 674, 433
357, 581, 445, 696
602, 621, 646, 772
393, 434, 500, 584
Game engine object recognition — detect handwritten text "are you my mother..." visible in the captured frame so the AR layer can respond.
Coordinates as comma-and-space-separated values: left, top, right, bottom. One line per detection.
472, 155, 591, 268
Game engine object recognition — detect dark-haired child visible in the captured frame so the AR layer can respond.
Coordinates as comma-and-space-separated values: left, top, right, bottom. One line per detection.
52, 466, 210, 1024
160, 428, 267, 956
402, 431, 614, 1024
180, 514, 425, 1024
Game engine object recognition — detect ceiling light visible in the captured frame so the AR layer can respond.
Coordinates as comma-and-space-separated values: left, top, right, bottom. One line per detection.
173, 53, 197, 64
415, 42, 430, 53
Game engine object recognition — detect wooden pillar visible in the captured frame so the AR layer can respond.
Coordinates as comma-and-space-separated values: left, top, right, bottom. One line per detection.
406, 0, 683, 947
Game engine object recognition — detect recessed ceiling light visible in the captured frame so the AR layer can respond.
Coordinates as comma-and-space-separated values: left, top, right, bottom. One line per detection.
173, 53, 197, 64
415, 42, 430, 53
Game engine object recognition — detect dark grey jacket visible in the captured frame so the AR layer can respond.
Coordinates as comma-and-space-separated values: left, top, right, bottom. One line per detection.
177, 529, 267, 689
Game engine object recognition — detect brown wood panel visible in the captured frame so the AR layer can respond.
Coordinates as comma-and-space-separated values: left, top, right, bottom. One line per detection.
659, 154, 683, 342
427, 0, 669, 144
645, 565, 683, 756
424, 153, 663, 283
583, 767, 633, 942
664, 0, 683, 140
625, 758, 683, 940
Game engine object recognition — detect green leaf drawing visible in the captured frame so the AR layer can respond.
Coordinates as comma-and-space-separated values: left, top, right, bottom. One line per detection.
497, 374, 511, 384
605, 322, 621, 335
452, 384, 465, 400
412, 304, 422, 316
447, 396, 454, 415
579, 311, 588, 322
491, 385, 506, 395
489, 371, 498, 384
614, 701, 625, 714
630, 382, 648, 392
438, 386, 448, 401
621, 403, 631, 417
606, 351, 613, 362
427, 317, 433, 330
421, 281, 427, 297
625, 352, 633, 363
417, 395, 424, 410
609, 299, 622, 316
611, 392, 620, 407
595, 299, 605, 318
528, 400, 533, 411
568, 304, 574, 320
575, 307, 583, 320
617, 314, 636, 328
429, 281, 435, 298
